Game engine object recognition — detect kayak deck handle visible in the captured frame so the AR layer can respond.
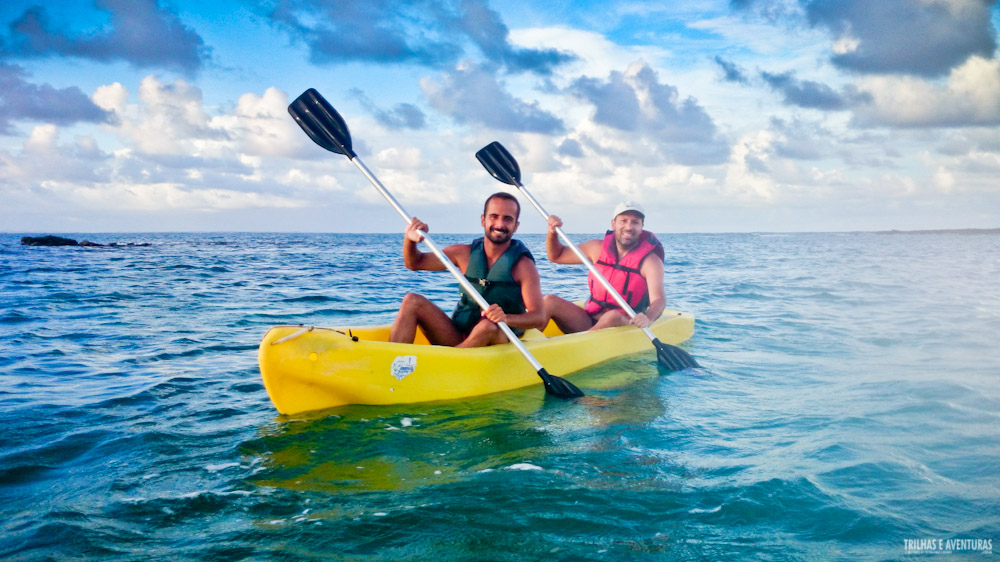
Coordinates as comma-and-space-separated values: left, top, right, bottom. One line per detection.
271, 326, 315, 346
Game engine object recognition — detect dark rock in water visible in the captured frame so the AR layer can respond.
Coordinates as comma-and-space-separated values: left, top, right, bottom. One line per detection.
21, 235, 79, 246
21, 235, 151, 248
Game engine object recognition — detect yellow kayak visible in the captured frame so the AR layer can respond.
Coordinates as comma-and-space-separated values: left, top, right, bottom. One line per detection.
258, 309, 695, 414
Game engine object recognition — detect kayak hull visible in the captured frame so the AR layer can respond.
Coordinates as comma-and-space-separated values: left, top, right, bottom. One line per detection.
258, 310, 695, 414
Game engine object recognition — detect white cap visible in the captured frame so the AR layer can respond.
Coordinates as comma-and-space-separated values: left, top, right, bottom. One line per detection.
613, 201, 645, 219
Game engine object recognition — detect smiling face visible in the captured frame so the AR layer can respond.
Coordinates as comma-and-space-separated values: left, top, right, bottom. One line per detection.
481, 197, 520, 244
612, 211, 644, 251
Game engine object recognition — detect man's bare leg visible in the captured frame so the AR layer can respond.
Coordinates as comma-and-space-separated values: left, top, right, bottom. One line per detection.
457, 318, 508, 348
389, 293, 464, 345
543, 294, 596, 334
589, 309, 630, 330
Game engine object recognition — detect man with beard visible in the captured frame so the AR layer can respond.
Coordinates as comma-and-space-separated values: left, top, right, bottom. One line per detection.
543, 201, 666, 333
388, 192, 546, 347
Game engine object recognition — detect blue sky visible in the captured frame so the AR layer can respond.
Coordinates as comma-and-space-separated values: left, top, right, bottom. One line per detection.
2, 0, 999, 233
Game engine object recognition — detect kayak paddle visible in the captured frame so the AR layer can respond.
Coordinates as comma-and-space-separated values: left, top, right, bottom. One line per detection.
475, 141, 700, 371
288, 89, 584, 399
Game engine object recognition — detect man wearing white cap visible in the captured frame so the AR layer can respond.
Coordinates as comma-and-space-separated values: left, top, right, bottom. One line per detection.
543, 201, 666, 333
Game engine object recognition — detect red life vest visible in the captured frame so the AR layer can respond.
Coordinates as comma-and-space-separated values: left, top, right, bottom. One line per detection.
584, 230, 664, 315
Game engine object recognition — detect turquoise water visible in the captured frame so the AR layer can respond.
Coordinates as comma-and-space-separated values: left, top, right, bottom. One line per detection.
2, 231, 998, 560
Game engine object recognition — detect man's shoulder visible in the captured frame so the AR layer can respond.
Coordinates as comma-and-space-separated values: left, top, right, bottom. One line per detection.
510, 238, 534, 256
578, 238, 603, 258
444, 242, 473, 260
511, 250, 540, 277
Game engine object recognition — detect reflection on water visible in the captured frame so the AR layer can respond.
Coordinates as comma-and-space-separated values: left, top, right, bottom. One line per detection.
244, 356, 670, 495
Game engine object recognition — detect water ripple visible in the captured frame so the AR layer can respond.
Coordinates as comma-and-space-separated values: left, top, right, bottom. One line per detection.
2, 231, 998, 560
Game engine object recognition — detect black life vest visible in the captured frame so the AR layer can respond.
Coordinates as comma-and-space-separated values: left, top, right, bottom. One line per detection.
451, 238, 534, 334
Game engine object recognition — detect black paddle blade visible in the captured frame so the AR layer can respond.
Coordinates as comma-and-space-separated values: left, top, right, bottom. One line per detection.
538, 368, 585, 399
476, 141, 521, 186
653, 338, 700, 371
288, 88, 356, 158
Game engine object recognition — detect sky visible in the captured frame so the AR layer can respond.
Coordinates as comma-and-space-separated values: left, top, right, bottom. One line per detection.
1, 0, 999, 234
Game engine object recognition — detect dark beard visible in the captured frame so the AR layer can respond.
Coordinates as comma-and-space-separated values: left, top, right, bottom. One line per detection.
615, 231, 640, 252
486, 228, 511, 244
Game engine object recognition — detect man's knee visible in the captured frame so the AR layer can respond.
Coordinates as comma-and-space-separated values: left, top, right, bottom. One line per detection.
473, 318, 506, 342
543, 293, 567, 312
400, 292, 430, 311
593, 309, 629, 329
457, 318, 504, 347
473, 318, 500, 335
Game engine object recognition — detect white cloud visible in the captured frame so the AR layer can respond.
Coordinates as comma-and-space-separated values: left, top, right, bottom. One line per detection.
375, 146, 423, 170
853, 56, 1000, 127
933, 166, 956, 193
689, 12, 825, 57
66, 182, 304, 212
95, 76, 218, 155
24, 123, 59, 152
420, 61, 564, 133
0, 77, 348, 227
4, 124, 109, 183
93, 82, 130, 113
725, 130, 780, 201
209, 87, 307, 159
4, 2, 1000, 233
832, 30, 860, 56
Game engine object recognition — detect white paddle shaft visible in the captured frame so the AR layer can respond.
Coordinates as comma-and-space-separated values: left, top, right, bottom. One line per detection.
515, 184, 659, 341
350, 156, 544, 371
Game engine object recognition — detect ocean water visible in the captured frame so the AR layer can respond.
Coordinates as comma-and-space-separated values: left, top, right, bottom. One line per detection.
1, 231, 998, 560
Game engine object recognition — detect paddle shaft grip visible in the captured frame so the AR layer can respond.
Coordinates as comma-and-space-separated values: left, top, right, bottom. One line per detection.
349, 156, 546, 372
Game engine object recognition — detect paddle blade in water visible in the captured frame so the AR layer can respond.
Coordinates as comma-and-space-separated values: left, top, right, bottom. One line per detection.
538, 368, 585, 399
476, 142, 521, 186
288, 88, 356, 158
654, 338, 700, 371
